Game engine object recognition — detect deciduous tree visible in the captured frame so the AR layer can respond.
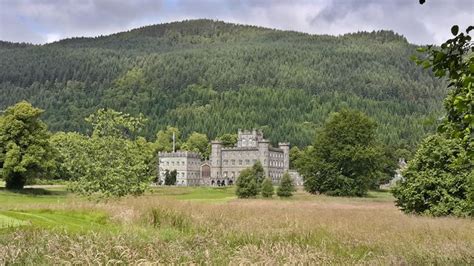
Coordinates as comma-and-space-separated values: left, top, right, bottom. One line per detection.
155, 126, 181, 152
218, 133, 237, 147
184, 132, 209, 158
52, 110, 154, 198
392, 134, 472, 216
0, 101, 56, 189
299, 109, 383, 196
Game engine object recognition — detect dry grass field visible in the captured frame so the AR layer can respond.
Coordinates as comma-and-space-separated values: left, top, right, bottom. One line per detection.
1, 186, 473, 264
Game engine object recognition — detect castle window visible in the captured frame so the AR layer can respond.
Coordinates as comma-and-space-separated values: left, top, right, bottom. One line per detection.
245, 159, 250, 165
231, 160, 235, 165
239, 160, 242, 165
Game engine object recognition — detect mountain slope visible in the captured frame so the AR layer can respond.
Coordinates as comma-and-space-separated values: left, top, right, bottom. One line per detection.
0, 19, 444, 147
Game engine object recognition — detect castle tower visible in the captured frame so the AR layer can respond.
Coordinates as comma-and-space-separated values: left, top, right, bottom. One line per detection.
258, 139, 270, 177
210, 140, 223, 180
278, 142, 290, 172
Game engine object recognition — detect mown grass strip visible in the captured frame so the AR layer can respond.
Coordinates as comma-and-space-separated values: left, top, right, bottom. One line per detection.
0, 210, 110, 232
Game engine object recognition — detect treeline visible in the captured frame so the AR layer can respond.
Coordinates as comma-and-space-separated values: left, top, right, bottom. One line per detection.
0, 101, 399, 199
0, 102, 213, 196
0, 19, 445, 150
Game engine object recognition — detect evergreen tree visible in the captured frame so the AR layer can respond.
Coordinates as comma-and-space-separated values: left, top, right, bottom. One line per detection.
0, 101, 56, 189
261, 178, 274, 198
251, 161, 265, 188
164, 169, 177, 186
236, 168, 258, 198
277, 172, 295, 197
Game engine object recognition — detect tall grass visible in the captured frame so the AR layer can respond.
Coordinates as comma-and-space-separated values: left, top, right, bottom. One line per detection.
0, 188, 473, 264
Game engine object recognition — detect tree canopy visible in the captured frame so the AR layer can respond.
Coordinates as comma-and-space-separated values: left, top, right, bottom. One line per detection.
0, 101, 56, 189
392, 134, 472, 216
298, 109, 385, 196
51, 109, 154, 197
393, 1, 473, 217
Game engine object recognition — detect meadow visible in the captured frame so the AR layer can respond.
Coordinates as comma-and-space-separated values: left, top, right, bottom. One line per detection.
0, 185, 473, 264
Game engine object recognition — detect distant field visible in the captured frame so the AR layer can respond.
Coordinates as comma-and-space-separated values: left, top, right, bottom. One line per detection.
0, 185, 473, 264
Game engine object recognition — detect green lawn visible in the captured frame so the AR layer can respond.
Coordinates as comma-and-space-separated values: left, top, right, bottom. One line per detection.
0, 209, 110, 231
0, 187, 70, 209
0, 186, 112, 231
0, 213, 29, 228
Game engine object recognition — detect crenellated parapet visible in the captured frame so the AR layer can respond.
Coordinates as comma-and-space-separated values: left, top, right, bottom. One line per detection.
158, 151, 201, 159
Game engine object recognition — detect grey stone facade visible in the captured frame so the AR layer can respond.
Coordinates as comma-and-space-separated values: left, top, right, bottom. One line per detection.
157, 130, 290, 187
208, 129, 289, 186
158, 151, 202, 186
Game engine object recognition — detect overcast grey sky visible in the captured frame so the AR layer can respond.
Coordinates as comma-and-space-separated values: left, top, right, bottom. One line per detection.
0, 0, 472, 45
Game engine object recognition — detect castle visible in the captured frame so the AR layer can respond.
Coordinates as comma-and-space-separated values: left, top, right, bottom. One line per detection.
158, 129, 290, 186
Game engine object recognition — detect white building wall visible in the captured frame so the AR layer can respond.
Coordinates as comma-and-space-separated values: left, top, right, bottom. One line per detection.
158, 151, 202, 186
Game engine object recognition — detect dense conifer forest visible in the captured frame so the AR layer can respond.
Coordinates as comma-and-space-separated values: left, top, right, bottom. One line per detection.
0, 19, 444, 148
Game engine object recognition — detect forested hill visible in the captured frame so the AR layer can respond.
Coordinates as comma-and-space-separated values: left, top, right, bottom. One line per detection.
0, 19, 444, 148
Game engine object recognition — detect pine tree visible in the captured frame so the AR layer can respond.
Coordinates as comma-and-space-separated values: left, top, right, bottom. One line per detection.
236, 168, 258, 198
277, 172, 295, 197
261, 178, 274, 198
252, 161, 265, 185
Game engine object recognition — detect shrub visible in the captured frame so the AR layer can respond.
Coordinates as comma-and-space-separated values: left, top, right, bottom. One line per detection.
277, 172, 295, 197
392, 134, 472, 217
261, 178, 274, 198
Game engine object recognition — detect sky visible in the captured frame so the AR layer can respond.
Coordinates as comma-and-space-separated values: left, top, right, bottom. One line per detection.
0, 0, 472, 45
